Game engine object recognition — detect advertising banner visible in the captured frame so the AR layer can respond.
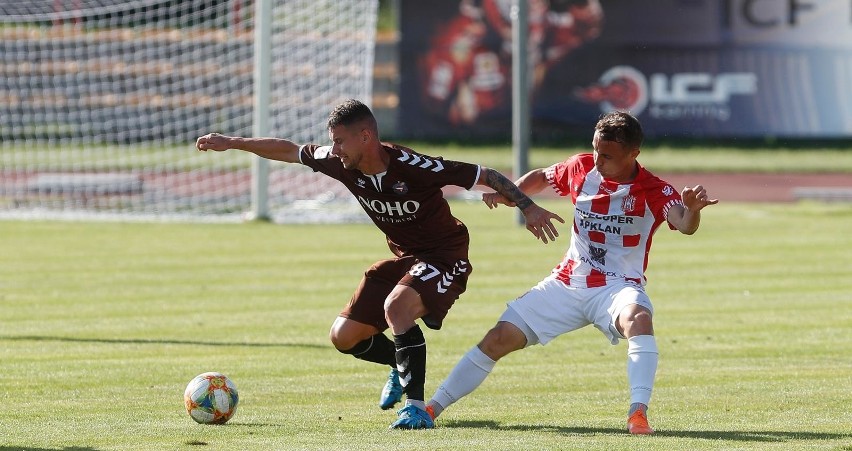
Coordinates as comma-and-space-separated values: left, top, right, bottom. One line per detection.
397, 0, 852, 138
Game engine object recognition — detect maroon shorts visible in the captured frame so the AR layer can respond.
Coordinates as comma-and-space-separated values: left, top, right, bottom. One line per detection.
340, 255, 472, 331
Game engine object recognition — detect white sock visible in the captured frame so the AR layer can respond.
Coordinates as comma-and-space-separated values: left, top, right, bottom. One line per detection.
627, 335, 658, 408
405, 399, 426, 411
428, 346, 496, 418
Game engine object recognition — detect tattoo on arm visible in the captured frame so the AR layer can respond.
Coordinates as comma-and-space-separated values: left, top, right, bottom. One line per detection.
484, 168, 533, 210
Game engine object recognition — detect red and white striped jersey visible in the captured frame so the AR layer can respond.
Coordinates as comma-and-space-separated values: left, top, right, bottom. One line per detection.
545, 154, 683, 288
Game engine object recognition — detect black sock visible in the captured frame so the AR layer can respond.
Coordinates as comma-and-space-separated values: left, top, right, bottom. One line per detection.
394, 325, 426, 401
338, 333, 396, 366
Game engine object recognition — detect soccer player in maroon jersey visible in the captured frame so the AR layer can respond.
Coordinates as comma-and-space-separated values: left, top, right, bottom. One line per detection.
195, 99, 564, 429
426, 111, 718, 434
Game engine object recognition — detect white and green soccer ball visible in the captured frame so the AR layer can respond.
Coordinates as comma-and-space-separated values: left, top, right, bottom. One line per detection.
183, 372, 239, 424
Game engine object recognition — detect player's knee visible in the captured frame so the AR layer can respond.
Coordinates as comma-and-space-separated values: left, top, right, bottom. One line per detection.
478, 323, 526, 361
382, 297, 400, 319
620, 307, 654, 337
328, 322, 356, 351
383, 291, 426, 328
328, 327, 345, 351
632, 309, 653, 329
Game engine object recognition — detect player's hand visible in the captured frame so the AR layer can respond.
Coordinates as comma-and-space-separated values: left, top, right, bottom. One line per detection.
482, 192, 513, 209
196, 133, 231, 152
521, 204, 565, 244
681, 185, 718, 211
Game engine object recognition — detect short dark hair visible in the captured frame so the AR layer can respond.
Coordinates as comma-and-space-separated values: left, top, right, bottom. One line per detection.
327, 99, 378, 132
595, 111, 643, 149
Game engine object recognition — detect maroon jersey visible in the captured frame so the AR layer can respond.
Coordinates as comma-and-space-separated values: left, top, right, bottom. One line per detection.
298, 143, 480, 260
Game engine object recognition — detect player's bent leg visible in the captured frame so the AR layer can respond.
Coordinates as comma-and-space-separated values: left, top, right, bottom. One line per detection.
384, 285, 429, 399
385, 258, 471, 428
329, 316, 383, 352
383, 284, 429, 335
332, 319, 395, 366
428, 344, 496, 420
478, 320, 531, 361
329, 317, 402, 410
615, 304, 654, 338
428, 321, 528, 419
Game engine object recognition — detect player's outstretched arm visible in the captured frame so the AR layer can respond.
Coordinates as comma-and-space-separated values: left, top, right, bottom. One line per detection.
196, 133, 301, 163
668, 184, 719, 235
477, 167, 565, 243
480, 168, 550, 208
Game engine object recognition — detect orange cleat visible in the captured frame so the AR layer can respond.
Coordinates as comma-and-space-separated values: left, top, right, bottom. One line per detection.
627, 409, 655, 435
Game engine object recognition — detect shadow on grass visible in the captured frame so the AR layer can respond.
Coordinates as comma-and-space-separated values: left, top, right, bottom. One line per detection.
0, 448, 98, 451
0, 335, 326, 349
441, 420, 852, 443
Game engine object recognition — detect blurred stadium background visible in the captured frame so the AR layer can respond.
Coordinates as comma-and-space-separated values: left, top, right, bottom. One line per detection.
1, 4, 851, 448
393, 0, 852, 139
1, 0, 851, 223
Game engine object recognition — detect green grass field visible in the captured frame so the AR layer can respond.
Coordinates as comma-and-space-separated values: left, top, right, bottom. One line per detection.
2, 200, 851, 450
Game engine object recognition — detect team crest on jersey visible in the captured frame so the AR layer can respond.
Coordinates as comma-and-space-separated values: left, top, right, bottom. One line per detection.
590, 245, 607, 265
662, 185, 674, 196
621, 195, 636, 214
356, 178, 366, 188
392, 181, 409, 195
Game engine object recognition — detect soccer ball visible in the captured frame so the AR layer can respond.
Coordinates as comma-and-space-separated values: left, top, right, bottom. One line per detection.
183, 372, 239, 424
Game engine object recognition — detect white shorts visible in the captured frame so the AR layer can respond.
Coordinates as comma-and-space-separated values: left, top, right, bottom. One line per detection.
500, 277, 653, 346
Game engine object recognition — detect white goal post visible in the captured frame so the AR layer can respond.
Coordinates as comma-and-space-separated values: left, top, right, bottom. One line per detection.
0, 0, 377, 223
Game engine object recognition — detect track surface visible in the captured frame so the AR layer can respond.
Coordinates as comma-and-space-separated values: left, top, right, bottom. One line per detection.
657, 173, 852, 203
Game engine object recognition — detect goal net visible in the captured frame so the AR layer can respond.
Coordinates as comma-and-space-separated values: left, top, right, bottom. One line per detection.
0, 0, 377, 223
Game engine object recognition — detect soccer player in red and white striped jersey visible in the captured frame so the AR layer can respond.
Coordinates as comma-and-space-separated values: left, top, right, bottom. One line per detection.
427, 111, 717, 434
